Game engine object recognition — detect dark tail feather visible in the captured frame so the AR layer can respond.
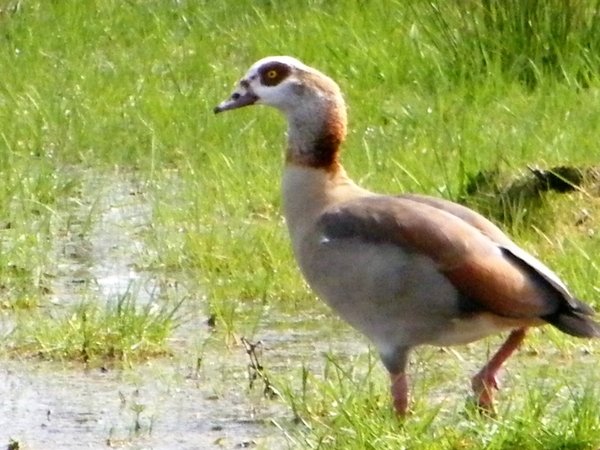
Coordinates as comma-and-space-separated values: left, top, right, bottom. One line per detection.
546, 311, 600, 338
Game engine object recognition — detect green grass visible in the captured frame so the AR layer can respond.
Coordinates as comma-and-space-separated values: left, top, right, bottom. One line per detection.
5, 290, 183, 364
414, 0, 600, 88
265, 340, 600, 449
0, 0, 599, 448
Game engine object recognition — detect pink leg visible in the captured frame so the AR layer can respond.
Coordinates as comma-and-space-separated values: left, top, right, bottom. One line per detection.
471, 328, 527, 410
390, 372, 409, 416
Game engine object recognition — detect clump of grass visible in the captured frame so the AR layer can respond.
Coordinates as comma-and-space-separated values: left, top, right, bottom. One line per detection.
456, 165, 600, 233
413, 0, 600, 88
4, 291, 182, 364
0, 162, 81, 309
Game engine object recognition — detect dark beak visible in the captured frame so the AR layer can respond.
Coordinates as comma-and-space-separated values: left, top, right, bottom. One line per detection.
213, 90, 259, 114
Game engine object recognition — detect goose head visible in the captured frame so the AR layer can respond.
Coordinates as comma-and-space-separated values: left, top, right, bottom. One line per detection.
214, 56, 342, 115
214, 56, 348, 170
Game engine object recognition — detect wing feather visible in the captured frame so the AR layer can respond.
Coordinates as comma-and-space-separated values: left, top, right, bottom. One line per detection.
318, 196, 576, 320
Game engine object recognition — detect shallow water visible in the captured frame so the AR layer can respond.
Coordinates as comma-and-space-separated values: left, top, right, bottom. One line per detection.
0, 354, 289, 449
0, 173, 301, 449
52, 174, 158, 307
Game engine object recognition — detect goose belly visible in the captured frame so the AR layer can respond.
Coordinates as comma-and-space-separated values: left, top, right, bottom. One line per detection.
295, 238, 517, 350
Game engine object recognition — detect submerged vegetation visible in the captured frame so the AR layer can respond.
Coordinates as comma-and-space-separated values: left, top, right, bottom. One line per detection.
0, 0, 599, 448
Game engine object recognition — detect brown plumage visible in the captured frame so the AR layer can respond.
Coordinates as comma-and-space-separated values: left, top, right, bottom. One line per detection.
214, 56, 599, 415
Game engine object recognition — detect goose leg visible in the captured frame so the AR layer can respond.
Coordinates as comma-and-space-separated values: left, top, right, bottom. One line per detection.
471, 328, 528, 410
390, 371, 409, 415
382, 347, 411, 415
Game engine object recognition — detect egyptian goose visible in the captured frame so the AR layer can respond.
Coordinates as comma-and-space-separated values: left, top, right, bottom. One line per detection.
214, 56, 600, 415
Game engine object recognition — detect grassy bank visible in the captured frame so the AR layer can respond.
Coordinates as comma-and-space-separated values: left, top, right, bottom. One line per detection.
0, 0, 599, 448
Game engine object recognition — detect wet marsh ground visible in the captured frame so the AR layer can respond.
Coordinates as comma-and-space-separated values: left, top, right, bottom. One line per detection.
1, 0, 600, 449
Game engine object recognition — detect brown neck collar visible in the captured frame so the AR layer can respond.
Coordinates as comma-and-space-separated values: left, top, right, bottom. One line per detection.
285, 105, 346, 173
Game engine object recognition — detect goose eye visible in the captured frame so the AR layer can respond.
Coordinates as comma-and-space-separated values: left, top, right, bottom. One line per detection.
260, 63, 290, 86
